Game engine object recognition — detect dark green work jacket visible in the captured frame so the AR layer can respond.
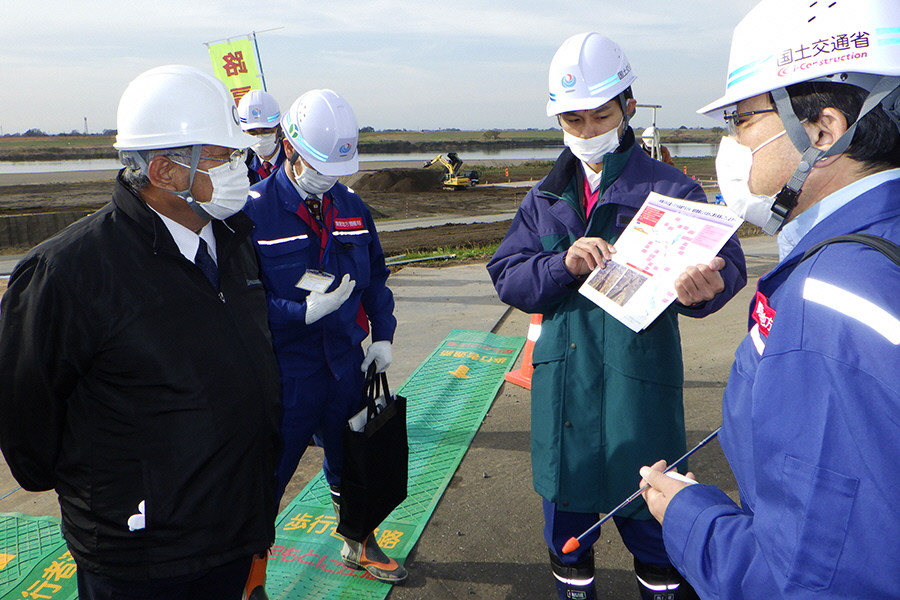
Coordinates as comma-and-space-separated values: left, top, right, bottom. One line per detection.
487, 134, 747, 515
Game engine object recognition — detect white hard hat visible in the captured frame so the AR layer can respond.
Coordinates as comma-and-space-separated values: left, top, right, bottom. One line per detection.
281, 89, 359, 177
114, 65, 256, 151
237, 90, 282, 131
698, 0, 900, 116
546, 32, 636, 116
641, 126, 660, 144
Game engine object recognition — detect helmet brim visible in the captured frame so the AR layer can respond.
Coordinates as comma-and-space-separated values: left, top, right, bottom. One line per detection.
304, 152, 359, 177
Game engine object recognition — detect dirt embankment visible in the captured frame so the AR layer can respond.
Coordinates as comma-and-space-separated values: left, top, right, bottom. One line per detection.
0, 168, 527, 256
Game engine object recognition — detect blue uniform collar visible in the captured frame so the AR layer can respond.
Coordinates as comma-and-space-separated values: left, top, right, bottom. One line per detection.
778, 169, 900, 260
767, 175, 900, 280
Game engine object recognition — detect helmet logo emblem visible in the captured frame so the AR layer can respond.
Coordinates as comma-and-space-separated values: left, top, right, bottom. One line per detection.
561, 74, 577, 89
287, 122, 300, 139
251, 108, 262, 118
339, 143, 352, 155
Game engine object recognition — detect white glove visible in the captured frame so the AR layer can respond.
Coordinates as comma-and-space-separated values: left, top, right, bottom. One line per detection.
361, 340, 392, 373
305, 273, 355, 325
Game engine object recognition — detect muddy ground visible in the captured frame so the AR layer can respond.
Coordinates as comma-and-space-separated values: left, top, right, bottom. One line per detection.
0, 168, 528, 256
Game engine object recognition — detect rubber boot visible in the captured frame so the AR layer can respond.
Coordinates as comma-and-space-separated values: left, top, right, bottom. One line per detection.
241, 552, 269, 600
633, 557, 700, 600
549, 549, 597, 600
330, 485, 408, 584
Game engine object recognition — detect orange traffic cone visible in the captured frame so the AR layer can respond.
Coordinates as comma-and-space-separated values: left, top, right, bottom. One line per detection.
504, 314, 542, 390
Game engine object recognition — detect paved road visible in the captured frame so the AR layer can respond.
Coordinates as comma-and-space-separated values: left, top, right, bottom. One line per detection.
0, 234, 781, 599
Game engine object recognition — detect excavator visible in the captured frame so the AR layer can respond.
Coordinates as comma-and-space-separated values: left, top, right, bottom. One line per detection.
422, 152, 479, 190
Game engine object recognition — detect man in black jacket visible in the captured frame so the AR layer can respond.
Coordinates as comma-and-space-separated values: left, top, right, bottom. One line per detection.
0, 65, 281, 600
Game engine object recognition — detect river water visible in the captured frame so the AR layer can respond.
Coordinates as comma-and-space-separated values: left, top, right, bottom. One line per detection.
0, 143, 718, 175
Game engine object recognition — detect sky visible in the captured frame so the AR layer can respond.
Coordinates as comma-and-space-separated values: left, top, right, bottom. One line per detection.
1, 0, 762, 136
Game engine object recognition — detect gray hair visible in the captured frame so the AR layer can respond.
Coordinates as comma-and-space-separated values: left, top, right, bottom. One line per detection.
119, 146, 195, 190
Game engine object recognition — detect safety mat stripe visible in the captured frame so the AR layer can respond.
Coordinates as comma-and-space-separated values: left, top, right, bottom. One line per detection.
267, 328, 524, 599
0, 328, 524, 600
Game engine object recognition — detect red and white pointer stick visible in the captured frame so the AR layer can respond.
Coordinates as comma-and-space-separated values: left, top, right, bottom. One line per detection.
561, 427, 721, 555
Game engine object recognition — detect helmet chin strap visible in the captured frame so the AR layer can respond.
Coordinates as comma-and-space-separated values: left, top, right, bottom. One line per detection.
763, 77, 900, 235
617, 93, 633, 145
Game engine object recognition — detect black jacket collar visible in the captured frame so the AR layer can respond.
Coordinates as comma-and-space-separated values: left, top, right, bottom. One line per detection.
112, 169, 255, 259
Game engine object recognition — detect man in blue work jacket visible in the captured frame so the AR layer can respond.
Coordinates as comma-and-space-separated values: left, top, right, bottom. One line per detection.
243, 89, 406, 584
641, 1, 900, 598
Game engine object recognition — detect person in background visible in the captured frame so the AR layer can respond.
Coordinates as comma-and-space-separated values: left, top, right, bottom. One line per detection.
0, 65, 281, 600
640, 126, 675, 167
640, 1, 900, 598
238, 90, 286, 184
243, 89, 406, 584
487, 32, 747, 600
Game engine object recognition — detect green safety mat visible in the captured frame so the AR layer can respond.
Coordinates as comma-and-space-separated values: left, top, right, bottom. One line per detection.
267, 328, 524, 598
0, 328, 524, 600
0, 514, 76, 600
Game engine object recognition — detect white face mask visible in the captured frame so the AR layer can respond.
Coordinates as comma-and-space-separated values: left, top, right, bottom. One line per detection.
174, 160, 250, 220
292, 163, 339, 195
714, 136, 778, 229
251, 133, 279, 158
714, 125, 800, 230
563, 118, 623, 164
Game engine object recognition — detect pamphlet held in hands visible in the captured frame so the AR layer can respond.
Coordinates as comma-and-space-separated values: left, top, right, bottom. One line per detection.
579, 192, 741, 332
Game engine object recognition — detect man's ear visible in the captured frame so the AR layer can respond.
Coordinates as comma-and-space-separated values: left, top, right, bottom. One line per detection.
625, 97, 637, 117
281, 137, 294, 157
809, 106, 851, 167
147, 155, 182, 192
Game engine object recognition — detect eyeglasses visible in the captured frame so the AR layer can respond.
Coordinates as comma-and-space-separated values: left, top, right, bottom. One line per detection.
199, 149, 246, 170
723, 108, 777, 136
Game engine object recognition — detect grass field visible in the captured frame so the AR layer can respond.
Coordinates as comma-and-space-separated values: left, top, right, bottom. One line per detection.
360, 127, 721, 144
0, 128, 723, 161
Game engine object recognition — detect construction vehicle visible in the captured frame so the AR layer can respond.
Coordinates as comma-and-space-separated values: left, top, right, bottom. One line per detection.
423, 152, 479, 190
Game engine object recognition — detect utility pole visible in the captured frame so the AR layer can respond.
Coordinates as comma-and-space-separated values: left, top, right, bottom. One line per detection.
84, 117, 89, 135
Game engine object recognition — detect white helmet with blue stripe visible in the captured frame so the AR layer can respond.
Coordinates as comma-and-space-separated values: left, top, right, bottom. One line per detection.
281, 89, 359, 177
237, 90, 281, 131
701, 0, 900, 235
698, 0, 900, 118
546, 32, 636, 117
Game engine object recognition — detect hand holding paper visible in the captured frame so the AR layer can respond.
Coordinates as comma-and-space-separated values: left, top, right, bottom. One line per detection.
564, 237, 616, 276
578, 192, 742, 332
674, 256, 726, 306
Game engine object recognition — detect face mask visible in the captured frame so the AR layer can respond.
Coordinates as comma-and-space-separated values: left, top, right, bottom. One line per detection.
563, 118, 623, 164
174, 160, 250, 220
292, 163, 339, 195
714, 125, 799, 230
252, 133, 279, 158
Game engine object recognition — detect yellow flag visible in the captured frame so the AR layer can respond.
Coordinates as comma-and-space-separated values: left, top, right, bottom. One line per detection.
207, 36, 263, 105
